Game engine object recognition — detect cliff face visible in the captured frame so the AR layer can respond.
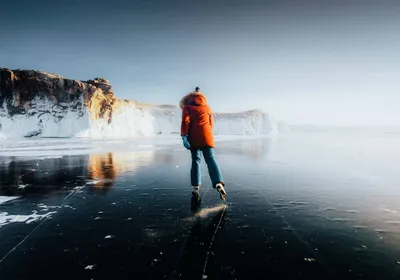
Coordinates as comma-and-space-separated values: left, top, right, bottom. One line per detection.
0, 68, 126, 123
0, 68, 147, 138
0, 68, 280, 138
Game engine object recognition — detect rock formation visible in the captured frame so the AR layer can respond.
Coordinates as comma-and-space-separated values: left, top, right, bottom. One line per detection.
0, 68, 132, 124
0, 68, 280, 138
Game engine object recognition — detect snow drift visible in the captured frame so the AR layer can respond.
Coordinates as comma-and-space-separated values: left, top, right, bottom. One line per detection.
0, 68, 280, 138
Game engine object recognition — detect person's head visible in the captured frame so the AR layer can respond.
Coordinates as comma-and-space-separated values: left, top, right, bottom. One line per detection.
195, 87, 200, 92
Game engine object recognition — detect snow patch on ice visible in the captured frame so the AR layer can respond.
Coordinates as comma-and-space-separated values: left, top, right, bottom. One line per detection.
184, 204, 227, 222
380, 207, 399, 215
84, 265, 96, 270
37, 203, 61, 212
37, 155, 64, 160
86, 180, 102, 185
0, 210, 57, 228
0, 196, 20, 205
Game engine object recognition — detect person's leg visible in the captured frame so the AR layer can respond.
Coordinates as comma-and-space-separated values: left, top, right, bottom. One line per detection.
202, 147, 226, 200
190, 149, 201, 187
202, 147, 224, 187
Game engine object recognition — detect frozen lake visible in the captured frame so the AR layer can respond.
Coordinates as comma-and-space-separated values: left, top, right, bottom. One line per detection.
0, 134, 400, 279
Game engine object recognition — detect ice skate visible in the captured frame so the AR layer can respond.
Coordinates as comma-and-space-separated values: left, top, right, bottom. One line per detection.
191, 186, 201, 202
215, 183, 227, 201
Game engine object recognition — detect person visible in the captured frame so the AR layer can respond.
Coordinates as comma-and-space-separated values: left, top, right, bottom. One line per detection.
180, 87, 227, 201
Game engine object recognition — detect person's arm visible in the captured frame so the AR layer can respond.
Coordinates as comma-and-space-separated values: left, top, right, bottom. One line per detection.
181, 107, 190, 136
209, 107, 214, 129
181, 107, 191, 149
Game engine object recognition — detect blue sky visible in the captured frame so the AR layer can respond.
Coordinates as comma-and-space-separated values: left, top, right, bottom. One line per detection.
1, 0, 399, 125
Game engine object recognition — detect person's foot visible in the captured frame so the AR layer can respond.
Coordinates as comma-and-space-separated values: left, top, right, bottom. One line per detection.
191, 186, 201, 202
215, 183, 227, 201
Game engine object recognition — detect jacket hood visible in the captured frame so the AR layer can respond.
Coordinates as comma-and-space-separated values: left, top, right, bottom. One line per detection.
179, 92, 207, 109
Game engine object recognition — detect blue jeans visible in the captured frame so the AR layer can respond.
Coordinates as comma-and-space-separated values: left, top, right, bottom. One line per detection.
190, 147, 224, 187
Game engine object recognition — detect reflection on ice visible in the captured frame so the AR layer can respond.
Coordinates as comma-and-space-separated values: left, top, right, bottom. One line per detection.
0, 135, 400, 279
0, 150, 155, 194
87, 150, 155, 189
0, 156, 88, 194
218, 137, 273, 162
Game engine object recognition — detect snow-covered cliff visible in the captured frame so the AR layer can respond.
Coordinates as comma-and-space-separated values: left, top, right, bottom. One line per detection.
0, 68, 280, 138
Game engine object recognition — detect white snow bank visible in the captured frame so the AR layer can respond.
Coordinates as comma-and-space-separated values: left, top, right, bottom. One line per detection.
76, 104, 156, 138
0, 98, 280, 139
0, 96, 90, 138
214, 111, 279, 135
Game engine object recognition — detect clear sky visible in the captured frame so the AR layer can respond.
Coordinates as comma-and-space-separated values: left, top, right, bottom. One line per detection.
1, 0, 399, 125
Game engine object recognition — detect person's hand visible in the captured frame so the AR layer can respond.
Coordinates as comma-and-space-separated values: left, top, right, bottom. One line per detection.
182, 135, 191, 149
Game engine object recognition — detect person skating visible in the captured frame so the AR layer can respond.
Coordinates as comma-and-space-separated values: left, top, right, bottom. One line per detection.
180, 87, 227, 201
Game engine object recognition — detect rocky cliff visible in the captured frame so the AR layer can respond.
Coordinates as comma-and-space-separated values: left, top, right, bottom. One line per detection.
0, 68, 138, 124
0, 68, 280, 138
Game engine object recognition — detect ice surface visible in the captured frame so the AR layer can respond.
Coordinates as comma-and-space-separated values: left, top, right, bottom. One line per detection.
0, 134, 400, 279
0, 135, 272, 157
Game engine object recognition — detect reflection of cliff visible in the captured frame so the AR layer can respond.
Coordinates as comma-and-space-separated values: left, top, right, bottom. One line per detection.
87, 151, 155, 189
0, 150, 156, 195
87, 153, 116, 189
0, 155, 89, 195
218, 138, 272, 162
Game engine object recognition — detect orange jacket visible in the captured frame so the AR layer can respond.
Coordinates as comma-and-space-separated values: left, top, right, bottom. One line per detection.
180, 92, 215, 148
